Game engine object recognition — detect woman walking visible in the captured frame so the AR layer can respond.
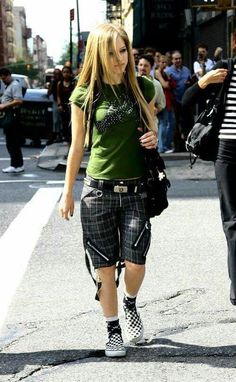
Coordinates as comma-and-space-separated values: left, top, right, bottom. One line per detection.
59, 23, 156, 357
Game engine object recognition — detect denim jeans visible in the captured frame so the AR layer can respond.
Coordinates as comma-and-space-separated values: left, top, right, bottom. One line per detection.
158, 108, 175, 152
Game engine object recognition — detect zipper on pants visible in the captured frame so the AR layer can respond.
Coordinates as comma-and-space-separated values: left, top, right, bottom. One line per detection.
133, 221, 151, 249
87, 240, 109, 262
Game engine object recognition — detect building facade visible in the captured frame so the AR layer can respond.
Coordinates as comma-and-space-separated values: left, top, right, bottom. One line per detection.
0, 0, 16, 66
13, 6, 31, 62
107, 0, 236, 71
33, 35, 47, 72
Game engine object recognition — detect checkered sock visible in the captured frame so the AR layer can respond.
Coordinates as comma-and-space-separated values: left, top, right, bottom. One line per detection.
106, 318, 121, 335
123, 294, 137, 310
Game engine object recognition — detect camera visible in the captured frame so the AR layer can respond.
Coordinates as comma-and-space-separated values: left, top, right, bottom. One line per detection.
198, 53, 204, 61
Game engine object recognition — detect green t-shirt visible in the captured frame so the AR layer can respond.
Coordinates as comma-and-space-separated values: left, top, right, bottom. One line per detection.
70, 76, 155, 180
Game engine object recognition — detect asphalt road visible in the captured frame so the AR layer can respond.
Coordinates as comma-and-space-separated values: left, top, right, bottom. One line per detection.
0, 129, 236, 381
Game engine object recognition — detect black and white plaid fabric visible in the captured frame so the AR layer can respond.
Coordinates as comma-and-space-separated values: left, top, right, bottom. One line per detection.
80, 180, 151, 270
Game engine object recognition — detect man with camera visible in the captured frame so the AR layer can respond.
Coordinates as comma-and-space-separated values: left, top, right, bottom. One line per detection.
193, 43, 214, 80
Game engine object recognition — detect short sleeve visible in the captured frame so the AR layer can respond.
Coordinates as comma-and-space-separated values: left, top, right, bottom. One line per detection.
12, 82, 23, 100
140, 76, 155, 103
69, 85, 88, 109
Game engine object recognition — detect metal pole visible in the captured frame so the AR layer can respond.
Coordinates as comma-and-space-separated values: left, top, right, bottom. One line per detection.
76, 0, 81, 68
70, 20, 73, 67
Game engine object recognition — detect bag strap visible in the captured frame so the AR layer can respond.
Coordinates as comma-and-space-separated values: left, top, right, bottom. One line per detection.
85, 83, 101, 150
222, 58, 234, 103
217, 58, 234, 104
136, 76, 167, 169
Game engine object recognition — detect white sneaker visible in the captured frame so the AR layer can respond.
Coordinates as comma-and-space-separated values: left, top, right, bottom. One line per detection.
2, 165, 24, 173
164, 149, 174, 154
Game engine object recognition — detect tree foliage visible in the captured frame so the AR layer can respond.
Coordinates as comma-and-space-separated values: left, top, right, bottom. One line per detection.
57, 42, 78, 68
8, 61, 39, 79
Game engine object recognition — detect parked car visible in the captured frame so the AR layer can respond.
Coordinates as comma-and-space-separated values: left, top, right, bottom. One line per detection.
0, 76, 53, 146
0, 73, 31, 97
20, 89, 53, 145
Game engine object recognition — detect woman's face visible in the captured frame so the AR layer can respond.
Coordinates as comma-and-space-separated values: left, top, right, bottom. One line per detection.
108, 36, 128, 80
62, 68, 71, 80
159, 58, 167, 70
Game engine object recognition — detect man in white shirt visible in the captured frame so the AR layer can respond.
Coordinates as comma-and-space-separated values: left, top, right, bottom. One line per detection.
193, 43, 214, 80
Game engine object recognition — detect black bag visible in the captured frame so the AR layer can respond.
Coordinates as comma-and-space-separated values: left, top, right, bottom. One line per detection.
143, 148, 171, 218
0, 109, 17, 131
185, 97, 220, 164
185, 58, 234, 166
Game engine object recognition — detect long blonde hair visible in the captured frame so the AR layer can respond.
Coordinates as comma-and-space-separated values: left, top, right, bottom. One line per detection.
77, 23, 155, 146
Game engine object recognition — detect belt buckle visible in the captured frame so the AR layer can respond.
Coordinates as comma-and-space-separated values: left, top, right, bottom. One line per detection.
114, 185, 128, 193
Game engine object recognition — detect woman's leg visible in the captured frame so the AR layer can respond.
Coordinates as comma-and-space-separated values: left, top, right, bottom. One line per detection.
97, 265, 126, 357
166, 109, 175, 150
80, 187, 126, 356
158, 108, 168, 153
97, 265, 117, 317
215, 158, 236, 304
124, 261, 145, 297
120, 195, 151, 344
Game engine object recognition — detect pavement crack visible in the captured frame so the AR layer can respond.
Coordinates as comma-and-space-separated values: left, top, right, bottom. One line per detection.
0, 328, 40, 352
17, 366, 43, 381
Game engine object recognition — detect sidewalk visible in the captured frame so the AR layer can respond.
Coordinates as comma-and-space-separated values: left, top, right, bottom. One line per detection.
1, 157, 236, 381
36, 142, 189, 171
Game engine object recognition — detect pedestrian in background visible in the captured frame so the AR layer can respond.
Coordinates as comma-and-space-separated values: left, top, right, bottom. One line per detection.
155, 54, 176, 153
0, 67, 24, 173
57, 66, 75, 143
182, 31, 236, 306
59, 23, 156, 358
165, 50, 193, 152
137, 54, 166, 143
47, 68, 62, 143
132, 47, 139, 72
193, 43, 214, 80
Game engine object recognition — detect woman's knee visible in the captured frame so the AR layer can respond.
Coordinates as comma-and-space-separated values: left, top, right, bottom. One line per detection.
97, 265, 116, 283
125, 260, 145, 273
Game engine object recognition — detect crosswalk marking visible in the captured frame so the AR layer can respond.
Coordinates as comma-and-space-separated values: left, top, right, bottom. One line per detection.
0, 187, 63, 328
0, 157, 31, 160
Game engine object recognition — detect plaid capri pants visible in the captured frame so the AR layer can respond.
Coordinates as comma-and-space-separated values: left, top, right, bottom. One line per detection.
80, 178, 151, 270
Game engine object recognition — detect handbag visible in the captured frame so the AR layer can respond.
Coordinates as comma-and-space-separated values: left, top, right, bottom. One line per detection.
0, 109, 17, 131
185, 58, 234, 166
143, 148, 171, 218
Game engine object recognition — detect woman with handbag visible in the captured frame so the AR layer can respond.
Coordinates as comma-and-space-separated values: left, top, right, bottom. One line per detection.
59, 23, 157, 357
182, 35, 236, 306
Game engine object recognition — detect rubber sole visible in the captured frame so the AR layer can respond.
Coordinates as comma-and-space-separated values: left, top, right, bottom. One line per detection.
105, 349, 127, 357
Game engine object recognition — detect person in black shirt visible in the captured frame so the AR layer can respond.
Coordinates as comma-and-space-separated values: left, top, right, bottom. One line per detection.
57, 66, 75, 143
182, 43, 236, 306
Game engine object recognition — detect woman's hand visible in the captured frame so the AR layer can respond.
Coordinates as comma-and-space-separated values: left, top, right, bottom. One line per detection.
138, 129, 157, 149
198, 68, 228, 89
59, 193, 74, 220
